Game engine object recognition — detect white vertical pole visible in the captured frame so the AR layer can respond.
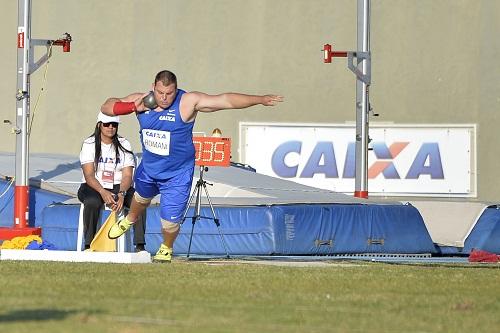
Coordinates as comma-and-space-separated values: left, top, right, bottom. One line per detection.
354, 0, 370, 198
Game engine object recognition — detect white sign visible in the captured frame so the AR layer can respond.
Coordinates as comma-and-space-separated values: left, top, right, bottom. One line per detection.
239, 123, 476, 197
142, 129, 171, 156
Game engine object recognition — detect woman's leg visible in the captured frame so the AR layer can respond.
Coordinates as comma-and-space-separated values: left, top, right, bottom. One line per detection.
77, 183, 104, 248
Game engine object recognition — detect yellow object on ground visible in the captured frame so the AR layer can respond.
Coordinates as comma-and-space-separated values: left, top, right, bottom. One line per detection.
90, 211, 117, 252
0, 235, 42, 249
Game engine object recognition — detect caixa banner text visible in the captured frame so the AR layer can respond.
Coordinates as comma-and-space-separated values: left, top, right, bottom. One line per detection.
239, 123, 476, 197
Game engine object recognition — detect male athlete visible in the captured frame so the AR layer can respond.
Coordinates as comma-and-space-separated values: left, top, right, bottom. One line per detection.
101, 70, 283, 262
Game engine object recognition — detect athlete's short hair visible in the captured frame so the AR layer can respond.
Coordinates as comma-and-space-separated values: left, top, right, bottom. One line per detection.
155, 70, 177, 87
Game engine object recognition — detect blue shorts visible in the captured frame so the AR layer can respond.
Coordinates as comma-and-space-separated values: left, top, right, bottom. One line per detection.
134, 163, 194, 223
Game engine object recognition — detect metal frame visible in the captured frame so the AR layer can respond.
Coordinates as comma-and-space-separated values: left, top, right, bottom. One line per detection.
181, 166, 230, 259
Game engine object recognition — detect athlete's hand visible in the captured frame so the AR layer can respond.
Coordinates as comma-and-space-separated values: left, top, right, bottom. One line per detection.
262, 95, 284, 106
133, 92, 152, 112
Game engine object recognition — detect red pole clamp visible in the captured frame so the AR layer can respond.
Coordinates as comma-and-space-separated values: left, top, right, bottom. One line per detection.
323, 43, 348, 63
323, 44, 332, 63
53, 33, 72, 52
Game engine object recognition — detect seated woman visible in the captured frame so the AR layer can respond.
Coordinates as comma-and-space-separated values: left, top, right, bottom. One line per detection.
78, 112, 146, 252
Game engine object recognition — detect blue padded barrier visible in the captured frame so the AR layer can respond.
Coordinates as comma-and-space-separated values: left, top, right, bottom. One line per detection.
41, 202, 436, 255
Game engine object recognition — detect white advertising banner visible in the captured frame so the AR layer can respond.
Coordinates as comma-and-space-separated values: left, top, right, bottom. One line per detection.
239, 123, 476, 197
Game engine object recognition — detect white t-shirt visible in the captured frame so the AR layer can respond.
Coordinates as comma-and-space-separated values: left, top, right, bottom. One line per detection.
79, 136, 136, 189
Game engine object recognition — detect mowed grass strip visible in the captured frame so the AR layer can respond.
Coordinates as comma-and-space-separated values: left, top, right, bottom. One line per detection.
0, 260, 498, 333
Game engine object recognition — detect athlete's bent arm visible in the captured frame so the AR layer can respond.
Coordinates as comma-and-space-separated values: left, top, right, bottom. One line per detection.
101, 92, 149, 116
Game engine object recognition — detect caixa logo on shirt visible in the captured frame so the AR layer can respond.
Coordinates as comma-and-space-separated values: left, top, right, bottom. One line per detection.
144, 130, 168, 139
271, 141, 444, 180
159, 115, 175, 122
98, 156, 121, 164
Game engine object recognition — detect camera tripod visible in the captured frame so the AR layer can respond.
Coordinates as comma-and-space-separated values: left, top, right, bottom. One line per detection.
181, 166, 230, 258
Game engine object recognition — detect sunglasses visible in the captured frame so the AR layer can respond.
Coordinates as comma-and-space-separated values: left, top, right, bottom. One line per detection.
101, 122, 118, 128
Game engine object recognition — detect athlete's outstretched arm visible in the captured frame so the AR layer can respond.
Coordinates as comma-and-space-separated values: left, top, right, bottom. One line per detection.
189, 92, 283, 113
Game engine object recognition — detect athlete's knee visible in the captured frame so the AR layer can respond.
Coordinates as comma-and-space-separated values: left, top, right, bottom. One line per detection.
133, 192, 152, 205
161, 219, 180, 233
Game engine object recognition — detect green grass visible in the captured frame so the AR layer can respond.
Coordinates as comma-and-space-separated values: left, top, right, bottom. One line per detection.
0, 259, 499, 333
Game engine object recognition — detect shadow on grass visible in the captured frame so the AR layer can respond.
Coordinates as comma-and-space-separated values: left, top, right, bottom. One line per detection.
0, 309, 90, 322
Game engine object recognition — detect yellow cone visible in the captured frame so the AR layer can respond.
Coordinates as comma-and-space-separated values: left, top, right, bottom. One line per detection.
90, 211, 117, 252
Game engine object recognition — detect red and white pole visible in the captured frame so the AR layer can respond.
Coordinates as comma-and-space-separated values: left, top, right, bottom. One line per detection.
14, 0, 32, 230
0, 0, 71, 240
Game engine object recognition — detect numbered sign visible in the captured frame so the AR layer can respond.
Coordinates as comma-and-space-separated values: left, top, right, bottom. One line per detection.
193, 136, 231, 167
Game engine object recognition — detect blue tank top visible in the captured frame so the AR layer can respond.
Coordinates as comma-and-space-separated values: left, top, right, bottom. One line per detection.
137, 89, 195, 179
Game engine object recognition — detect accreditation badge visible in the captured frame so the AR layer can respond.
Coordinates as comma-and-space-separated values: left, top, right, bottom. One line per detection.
102, 170, 115, 189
